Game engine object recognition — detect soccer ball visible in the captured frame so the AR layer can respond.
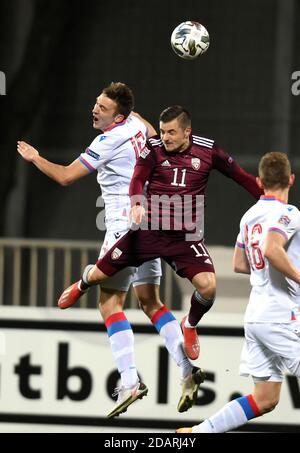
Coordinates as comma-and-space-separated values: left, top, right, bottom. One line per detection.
171, 21, 210, 60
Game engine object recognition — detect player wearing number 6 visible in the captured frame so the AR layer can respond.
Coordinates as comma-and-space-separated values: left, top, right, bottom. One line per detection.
59, 104, 262, 368
177, 152, 300, 433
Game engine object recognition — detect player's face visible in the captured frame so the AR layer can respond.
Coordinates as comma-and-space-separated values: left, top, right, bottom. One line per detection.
92, 94, 123, 131
160, 119, 191, 152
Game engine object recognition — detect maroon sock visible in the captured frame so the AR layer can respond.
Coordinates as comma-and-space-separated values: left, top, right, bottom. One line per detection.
188, 290, 215, 326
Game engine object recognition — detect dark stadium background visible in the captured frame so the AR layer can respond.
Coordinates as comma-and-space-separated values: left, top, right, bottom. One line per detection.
0, 0, 300, 435
0, 0, 299, 245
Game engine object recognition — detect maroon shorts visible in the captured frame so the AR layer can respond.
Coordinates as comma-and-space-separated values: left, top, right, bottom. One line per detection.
96, 229, 215, 282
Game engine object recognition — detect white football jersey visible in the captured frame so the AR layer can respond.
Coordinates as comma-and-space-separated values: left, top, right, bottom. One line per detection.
79, 115, 147, 228
236, 195, 300, 322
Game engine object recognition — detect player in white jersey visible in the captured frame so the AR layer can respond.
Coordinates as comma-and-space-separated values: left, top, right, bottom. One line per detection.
177, 152, 300, 433
17, 82, 201, 418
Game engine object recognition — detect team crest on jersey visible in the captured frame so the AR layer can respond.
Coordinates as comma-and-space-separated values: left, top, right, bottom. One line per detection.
191, 158, 201, 170
140, 147, 151, 159
111, 247, 123, 260
278, 215, 291, 226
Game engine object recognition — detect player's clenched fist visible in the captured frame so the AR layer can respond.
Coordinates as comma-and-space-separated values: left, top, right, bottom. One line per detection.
130, 205, 145, 225
17, 141, 39, 162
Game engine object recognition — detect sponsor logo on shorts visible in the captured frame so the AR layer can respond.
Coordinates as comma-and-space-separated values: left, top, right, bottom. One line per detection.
191, 158, 201, 170
278, 215, 291, 226
111, 247, 123, 260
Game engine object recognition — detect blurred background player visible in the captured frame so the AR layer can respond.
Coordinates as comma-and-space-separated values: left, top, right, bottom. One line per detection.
177, 152, 300, 433
17, 83, 200, 418
58, 104, 262, 369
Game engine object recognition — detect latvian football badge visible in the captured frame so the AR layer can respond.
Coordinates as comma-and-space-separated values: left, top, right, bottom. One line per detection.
111, 247, 123, 260
191, 158, 201, 170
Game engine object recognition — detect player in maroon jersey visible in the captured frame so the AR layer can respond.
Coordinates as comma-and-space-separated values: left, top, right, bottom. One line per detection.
59, 105, 262, 367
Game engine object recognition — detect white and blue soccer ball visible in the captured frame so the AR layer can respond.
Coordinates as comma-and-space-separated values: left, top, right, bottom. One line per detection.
171, 21, 210, 60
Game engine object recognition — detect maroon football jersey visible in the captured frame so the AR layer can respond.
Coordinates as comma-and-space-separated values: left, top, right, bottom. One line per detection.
129, 134, 262, 232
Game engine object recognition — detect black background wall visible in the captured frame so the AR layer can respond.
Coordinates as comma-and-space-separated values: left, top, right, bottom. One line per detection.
1, 0, 299, 245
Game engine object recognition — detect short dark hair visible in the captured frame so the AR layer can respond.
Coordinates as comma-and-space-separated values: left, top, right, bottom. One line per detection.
159, 105, 191, 129
258, 152, 291, 189
102, 82, 134, 118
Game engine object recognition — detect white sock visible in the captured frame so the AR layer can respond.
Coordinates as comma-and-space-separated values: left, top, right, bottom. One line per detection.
151, 307, 193, 379
192, 395, 261, 433
184, 317, 194, 328
105, 312, 138, 389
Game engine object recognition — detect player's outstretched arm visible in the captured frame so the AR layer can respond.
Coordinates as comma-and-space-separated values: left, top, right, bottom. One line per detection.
17, 141, 90, 186
212, 145, 263, 199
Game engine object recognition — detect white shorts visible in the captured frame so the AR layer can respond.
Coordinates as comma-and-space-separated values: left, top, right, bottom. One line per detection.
98, 229, 161, 292
240, 322, 300, 382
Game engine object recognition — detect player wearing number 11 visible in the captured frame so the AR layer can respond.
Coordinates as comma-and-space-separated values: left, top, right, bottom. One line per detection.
59, 105, 263, 364
18, 83, 196, 418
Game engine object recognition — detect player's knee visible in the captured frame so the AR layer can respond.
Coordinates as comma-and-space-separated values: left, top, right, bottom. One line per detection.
138, 295, 162, 314
135, 284, 162, 313
192, 272, 216, 292
137, 293, 154, 306
137, 297, 148, 313
203, 284, 216, 300
198, 279, 216, 299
